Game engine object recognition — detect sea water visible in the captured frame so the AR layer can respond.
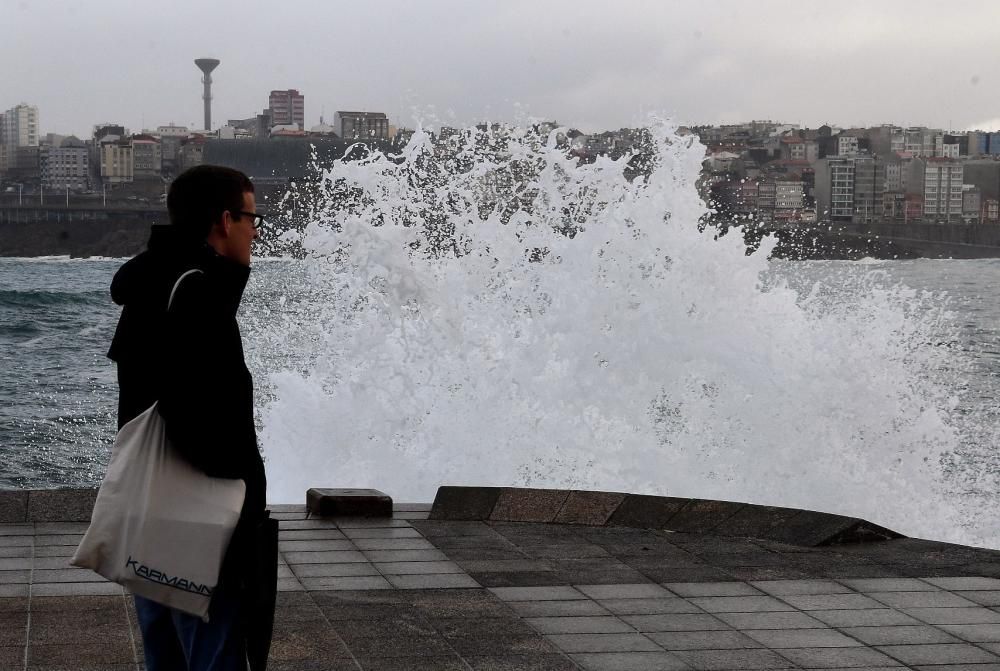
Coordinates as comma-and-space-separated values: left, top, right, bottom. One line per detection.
1, 120, 998, 548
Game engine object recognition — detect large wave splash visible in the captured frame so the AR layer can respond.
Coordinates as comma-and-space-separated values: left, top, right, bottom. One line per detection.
253, 119, 980, 546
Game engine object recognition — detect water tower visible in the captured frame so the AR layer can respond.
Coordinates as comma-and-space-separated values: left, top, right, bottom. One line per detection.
194, 58, 220, 131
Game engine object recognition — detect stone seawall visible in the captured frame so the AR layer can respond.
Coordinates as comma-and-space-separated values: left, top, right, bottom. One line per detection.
0, 218, 155, 258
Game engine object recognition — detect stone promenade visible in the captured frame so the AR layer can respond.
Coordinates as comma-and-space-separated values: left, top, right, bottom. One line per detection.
0, 496, 999, 670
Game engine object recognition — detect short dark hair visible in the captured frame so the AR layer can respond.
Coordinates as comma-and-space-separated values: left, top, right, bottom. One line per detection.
167, 165, 254, 239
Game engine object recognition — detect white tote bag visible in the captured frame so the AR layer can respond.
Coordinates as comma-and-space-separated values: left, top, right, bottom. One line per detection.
72, 270, 246, 621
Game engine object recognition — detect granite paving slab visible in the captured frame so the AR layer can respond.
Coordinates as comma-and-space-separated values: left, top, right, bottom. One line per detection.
5, 490, 1000, 669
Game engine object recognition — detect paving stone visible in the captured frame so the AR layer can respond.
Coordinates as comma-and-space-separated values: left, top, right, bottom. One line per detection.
750, 579, 852, 596
597, 597, 701, 616
355, 656, 466, 670
646, 629, 762, 650
620, 613, 730, 632
374, 561, 464, 575
410, 520, 498, 537
26, 641, 134, 665
606, 495, 688, 530
0, 547, 32, 558
408, 589, 515, 618
361, 550, 449, 563
508, 600, 611, 617
277, 577, 305, 591
435, 617, 560, 655
868, 590, 979, 608
575, 584, 672, 600
938, 623, 1000, 642
781, 593, 886, 610
744, 627, 861, 648
689, 595, 795, 613
384, 573, 480, 589
876, 642, 1000, 665
714, 611, 829, 630
352, 538, 436, 551
663, 581, 762, 597
339, 527, 423, 539
278, 539, 357, 552
960, 591, 1000, 607
552, 559, 653, 585
458, 560, 553, 573
842, 625, 962, 645
291, 563, 381, 577
32, 568, 107, 583
553, 491, 626, 526
0, 570, 30, 584
924, 576, 1000, 591
465, 654, 580, 670
283, 550, 368, 564
31, 582, 122, 596
523, 545, 611, 559
807, 609, 923, 627
342, 634, 454, 658
491, 489, 573, 524
777, 646, 901, 668
33, 534, 84, 546
569, 651, 690, 670
334, 518, 413, 529
670, 648, 797, 669
525, 616, 635, 635
0, 585, 28, 597
840, 577, 938, 592
545, 633, 662, 653
903, 606, 1000, 625
471, 571, 569, 588
489, 586, 586, 601
299, 576, 392, 590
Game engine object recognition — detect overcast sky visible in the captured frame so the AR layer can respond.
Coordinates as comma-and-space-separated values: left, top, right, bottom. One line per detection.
5, 0, 1000, 138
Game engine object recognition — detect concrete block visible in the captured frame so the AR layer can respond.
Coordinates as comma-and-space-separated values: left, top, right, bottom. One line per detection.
714, 504, 801, 539
606, 494, 688, 529
664, 499, 746, 534
429, 486, 503, 521
490, 488, 571, 523
762, 509, 871, 547
553, 490, 626, 526
0, 491, 28, 523
28, 489, 97, 523
306, 488, 392, 517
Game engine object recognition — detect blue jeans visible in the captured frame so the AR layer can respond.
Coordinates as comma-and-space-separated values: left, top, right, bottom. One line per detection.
134, 592, 247, 671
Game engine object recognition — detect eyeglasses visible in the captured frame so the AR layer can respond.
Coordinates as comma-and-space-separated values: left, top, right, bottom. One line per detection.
232, 210, 265, 227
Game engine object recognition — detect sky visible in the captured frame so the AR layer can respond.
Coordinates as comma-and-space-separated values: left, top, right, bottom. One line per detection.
4, 0, 1000, 138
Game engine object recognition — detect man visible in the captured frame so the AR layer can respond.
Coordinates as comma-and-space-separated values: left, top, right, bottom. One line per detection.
107, 165, 267, 670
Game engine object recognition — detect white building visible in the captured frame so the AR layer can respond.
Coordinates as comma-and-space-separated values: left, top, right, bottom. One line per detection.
921, 158, 964, 222
100, 139, 133, 184
2, 103, 39, 149
837, 135, 859, 157
40, 137, 89, 190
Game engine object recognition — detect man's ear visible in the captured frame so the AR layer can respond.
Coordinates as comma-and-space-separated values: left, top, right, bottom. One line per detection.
220, 210, 234, 237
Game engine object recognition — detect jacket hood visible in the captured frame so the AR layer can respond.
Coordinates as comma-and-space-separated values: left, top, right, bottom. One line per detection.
107, 224, 252, 362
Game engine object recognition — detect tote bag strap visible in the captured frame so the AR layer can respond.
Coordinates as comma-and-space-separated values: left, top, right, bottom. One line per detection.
168, 269, 204, 311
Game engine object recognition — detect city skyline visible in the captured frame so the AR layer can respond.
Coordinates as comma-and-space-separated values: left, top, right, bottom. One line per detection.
4, 0, 1000, 138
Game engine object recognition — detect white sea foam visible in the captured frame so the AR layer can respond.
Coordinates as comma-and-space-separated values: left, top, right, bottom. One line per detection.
249, 118, 993, 548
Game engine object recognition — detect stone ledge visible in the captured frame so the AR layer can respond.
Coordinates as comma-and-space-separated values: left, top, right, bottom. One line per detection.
428, 486, 904, 547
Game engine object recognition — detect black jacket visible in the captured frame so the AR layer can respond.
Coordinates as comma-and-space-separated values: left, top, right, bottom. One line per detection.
107, 224, 266, 589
